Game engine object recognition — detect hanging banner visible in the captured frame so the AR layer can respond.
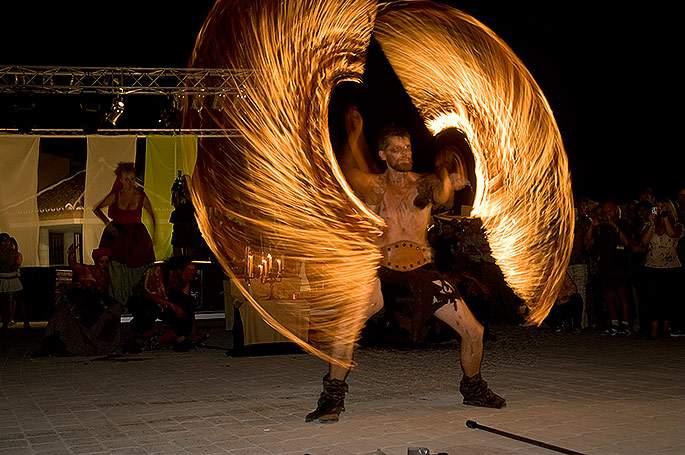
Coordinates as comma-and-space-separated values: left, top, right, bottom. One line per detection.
84, 136, 137, 264
0, 136, 40, 266
143, 136, 197, 260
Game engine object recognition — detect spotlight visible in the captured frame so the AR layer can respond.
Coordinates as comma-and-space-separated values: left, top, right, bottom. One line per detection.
105, 96, 125, 126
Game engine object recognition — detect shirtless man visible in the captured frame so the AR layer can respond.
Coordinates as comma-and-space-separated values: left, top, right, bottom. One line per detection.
305, 106, 505, 423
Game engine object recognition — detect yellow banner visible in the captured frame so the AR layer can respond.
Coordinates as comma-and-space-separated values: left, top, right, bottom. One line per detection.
143, 136, 197, 260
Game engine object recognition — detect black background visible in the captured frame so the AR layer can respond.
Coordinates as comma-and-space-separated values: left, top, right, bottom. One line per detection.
1, 1, 680, 200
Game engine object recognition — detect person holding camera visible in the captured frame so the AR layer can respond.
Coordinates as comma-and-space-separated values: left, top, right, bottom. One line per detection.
640, 200, 683, 338
589, 201, 634, 336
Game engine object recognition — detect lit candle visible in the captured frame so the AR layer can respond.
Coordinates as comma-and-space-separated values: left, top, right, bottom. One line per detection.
276, 258, 282, 275
248, 254, 253, 277
267, 253, 273, 275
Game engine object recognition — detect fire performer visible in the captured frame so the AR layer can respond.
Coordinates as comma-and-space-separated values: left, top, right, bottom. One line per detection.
305, 105, 505, 423
186, 0, 573, 427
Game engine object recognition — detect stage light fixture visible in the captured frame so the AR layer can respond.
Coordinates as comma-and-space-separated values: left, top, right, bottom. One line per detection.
105, 95, 125, 126
211, 93, 225, 110
192, 94, 205, 112
172, 94, 183, 111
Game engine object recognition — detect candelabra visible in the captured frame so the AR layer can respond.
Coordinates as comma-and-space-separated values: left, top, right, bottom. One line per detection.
244, 246, 284, 299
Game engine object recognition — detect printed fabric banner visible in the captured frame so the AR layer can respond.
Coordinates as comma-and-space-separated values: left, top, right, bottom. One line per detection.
143, 136, 197, 260
84, 136, 137, 264
0, 136, 40, 266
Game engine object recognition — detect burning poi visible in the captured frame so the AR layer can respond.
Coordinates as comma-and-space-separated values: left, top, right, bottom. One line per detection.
185, 0, 574, 422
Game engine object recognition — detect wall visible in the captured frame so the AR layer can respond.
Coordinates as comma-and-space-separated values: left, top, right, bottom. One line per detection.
38, 153, 71, 191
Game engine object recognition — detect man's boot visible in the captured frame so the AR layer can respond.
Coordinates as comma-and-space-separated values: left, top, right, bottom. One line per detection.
305, 374, 348, 423
460, 373, 506, 409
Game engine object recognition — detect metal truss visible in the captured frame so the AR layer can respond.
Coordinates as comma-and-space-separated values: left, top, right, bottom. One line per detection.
0, 128, 243, 138
0, 66, 253, 96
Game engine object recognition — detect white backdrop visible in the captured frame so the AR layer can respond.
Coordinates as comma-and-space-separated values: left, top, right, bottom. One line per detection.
0, 136, 40, 266
83, 136, 137, 264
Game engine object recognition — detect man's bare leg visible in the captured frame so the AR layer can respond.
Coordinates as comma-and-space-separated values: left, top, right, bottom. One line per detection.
434, 299, 483, 376
434, 299, 506, 408
306, 280, 383, 423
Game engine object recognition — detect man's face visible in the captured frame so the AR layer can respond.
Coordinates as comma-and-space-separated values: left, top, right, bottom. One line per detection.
601, 203, 617, 221
380, 135, 412, 172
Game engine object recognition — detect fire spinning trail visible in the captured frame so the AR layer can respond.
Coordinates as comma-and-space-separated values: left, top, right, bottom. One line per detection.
185, 0, 574, 368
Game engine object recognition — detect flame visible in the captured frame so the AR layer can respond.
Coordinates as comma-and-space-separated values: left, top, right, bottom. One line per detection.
375, 1, 574, 324
186, 0, 382, 368
186, 0, 574, 369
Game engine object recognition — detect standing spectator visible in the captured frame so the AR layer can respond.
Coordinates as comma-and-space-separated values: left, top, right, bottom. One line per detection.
0, 234, 26, 335
568, 201, 592, 328
589, 201, 633, 336
676, 187, 685, 263
677, 188, 685, 223
631, 200, 656, 334
93, 162, 156, 309
640, 200, 683, 338
582, 201, 601, 327
674, 188, 685, 337
170, 171, 202, 258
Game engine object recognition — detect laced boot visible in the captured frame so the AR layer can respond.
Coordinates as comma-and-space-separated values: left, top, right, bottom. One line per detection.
305, 374, 348, 423
460, 373, 506, 409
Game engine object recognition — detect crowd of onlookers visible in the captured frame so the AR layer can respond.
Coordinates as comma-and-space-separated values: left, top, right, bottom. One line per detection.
547, 187, 685, 339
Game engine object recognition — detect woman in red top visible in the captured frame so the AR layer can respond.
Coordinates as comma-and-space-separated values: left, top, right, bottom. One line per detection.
94, 162, 156, 308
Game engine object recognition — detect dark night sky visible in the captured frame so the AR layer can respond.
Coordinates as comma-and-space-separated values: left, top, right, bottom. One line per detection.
1, 1, 681, 201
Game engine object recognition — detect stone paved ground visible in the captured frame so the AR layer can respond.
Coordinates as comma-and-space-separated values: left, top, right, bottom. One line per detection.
1, 326, 684, 455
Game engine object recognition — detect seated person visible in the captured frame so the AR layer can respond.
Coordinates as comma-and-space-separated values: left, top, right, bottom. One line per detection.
37, 245, 121, 356
126, 256, 198, 352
